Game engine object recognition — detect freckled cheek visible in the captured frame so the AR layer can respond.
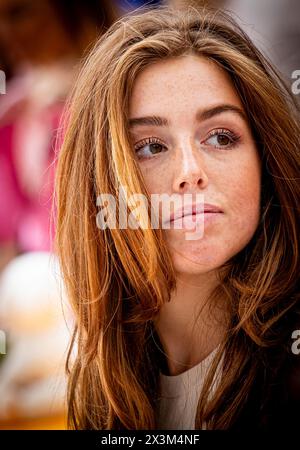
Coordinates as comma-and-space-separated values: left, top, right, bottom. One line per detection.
140, 165, 171, 194
224, 173, 261, 231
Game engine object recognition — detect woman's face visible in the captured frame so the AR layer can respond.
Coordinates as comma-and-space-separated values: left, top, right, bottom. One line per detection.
128, 55, 261, 276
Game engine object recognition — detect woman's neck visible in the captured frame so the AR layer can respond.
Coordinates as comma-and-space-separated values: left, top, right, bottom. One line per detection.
153, 270, 229, 375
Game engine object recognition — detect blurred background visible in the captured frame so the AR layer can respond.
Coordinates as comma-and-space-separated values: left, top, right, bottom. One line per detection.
0, 0, 299, 430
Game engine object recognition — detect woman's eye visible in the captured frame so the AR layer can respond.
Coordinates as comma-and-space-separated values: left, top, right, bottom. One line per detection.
134, 138, 167, 159
203, 130, 240, 149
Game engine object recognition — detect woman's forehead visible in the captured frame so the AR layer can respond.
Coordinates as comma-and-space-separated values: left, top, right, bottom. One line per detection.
129, 54, 244, 121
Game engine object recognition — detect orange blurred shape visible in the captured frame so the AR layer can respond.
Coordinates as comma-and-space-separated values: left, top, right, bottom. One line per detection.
0, 412, 67, 430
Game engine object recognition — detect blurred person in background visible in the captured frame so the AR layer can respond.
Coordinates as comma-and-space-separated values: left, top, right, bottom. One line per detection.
0, 0, 119, 427
0, 0, 118, 263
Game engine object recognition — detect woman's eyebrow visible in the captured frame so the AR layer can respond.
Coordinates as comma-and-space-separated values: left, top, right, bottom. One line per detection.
129, 115, 168, 127
128, 104, 247, 128
197, 104, 247, 122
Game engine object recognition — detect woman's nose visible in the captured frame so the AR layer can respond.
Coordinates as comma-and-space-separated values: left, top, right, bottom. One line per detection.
172, 141, 209, 193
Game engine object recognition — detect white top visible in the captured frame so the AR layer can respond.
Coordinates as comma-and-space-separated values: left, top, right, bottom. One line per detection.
155, 346, 222, 429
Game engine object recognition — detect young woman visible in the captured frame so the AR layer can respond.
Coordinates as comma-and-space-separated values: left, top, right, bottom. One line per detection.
54, 5, 300, 430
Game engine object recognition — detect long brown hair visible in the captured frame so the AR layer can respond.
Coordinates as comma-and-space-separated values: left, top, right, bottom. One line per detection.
54, 4, 300, 429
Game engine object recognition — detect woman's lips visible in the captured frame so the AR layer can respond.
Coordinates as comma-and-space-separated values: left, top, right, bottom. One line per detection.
169, 211, 223, 229
165, 203, 224, 228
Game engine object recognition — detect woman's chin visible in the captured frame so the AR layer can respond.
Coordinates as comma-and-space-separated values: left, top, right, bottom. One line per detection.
170, 249, 225, 275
